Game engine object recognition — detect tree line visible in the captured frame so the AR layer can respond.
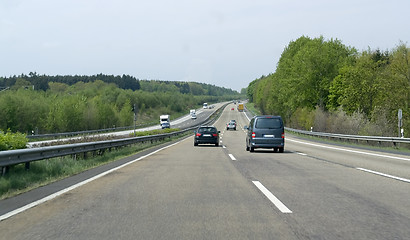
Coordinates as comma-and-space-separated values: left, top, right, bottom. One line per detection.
0, 73, 238, 96
139, 80, 238, 96
0, 77, 241, 135
247, 36, 409, 137
0, 73, 141, 91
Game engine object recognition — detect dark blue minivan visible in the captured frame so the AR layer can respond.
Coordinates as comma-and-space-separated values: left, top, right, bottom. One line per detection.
245, 115, 284, 153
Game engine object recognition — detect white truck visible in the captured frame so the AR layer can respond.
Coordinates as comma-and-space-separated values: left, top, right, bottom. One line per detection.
160, 115, 170, 129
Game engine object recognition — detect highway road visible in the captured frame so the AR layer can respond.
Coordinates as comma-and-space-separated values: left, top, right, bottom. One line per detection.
1, 103, 409, 239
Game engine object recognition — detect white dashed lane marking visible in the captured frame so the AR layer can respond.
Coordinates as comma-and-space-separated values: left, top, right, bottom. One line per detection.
228, 154, 236, 161
252, 181, 292, 213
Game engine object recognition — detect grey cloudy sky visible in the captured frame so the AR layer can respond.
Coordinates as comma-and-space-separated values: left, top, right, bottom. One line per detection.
1, 0, 409, 91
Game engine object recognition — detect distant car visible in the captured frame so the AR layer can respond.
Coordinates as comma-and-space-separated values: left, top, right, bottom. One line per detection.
161, 122, 170, 129
191, 113, 197, 119
226, 121, 236, 130
194, 126, 220, 146
244, 115, 284, 153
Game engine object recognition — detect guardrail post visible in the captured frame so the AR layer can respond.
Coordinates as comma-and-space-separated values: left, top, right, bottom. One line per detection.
25, 162, 30, 170
1, 166, 9, 176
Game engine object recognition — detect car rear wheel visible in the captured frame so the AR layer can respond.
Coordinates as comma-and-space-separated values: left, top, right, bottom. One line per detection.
250, 147, 255, 152
215, 142, 219, 147
194, 142, 198, 146
278, 147, 284, 153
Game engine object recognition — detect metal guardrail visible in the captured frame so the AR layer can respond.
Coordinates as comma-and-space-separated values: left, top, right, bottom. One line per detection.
0, 102, 227, 174
0, 87, 10, 92
286, 127, 410, 146
26, 123, 153, 139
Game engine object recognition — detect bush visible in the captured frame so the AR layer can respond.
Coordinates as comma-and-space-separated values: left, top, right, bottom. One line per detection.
313, 106, 328, 132
0, 130, 28, 151
289, 107, 314, 130
287, 106, 396, 137
326, 108, 365, 134
132, 128, 180, 137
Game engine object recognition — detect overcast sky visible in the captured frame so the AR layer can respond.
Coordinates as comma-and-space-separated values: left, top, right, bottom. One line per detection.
1, 0, 409, 91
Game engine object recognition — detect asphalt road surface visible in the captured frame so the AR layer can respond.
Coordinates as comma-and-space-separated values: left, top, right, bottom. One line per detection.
1, 103, 409, 239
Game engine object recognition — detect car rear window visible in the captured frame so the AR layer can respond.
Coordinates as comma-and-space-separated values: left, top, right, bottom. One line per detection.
255, 118, 282, 129
198, 127, 217, 133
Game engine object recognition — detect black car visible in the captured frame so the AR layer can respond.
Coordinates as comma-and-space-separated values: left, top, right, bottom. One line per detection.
194, 126, 220, 146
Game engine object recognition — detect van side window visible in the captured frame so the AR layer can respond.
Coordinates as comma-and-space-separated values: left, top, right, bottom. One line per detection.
255, 118, 282, 129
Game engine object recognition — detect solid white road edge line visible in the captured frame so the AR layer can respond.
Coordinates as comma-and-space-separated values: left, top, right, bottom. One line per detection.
287, 138, 410, 162
243, 111, 250, 121
0, 139, 187, 222
228, 154, 236, 161
252, 181, 292, 213
356, 168, 410, 183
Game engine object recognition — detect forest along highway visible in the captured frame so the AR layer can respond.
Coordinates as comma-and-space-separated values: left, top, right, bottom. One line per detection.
1, 103, 410, 239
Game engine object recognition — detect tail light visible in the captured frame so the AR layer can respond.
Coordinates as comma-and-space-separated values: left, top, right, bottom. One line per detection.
196, 133, 201, 137
282, 132, 285, 138
252, 132, 256, 138
212, 134, 218, 137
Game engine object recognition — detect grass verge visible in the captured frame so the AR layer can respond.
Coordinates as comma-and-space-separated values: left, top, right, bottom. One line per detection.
244, 102, 262, 116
